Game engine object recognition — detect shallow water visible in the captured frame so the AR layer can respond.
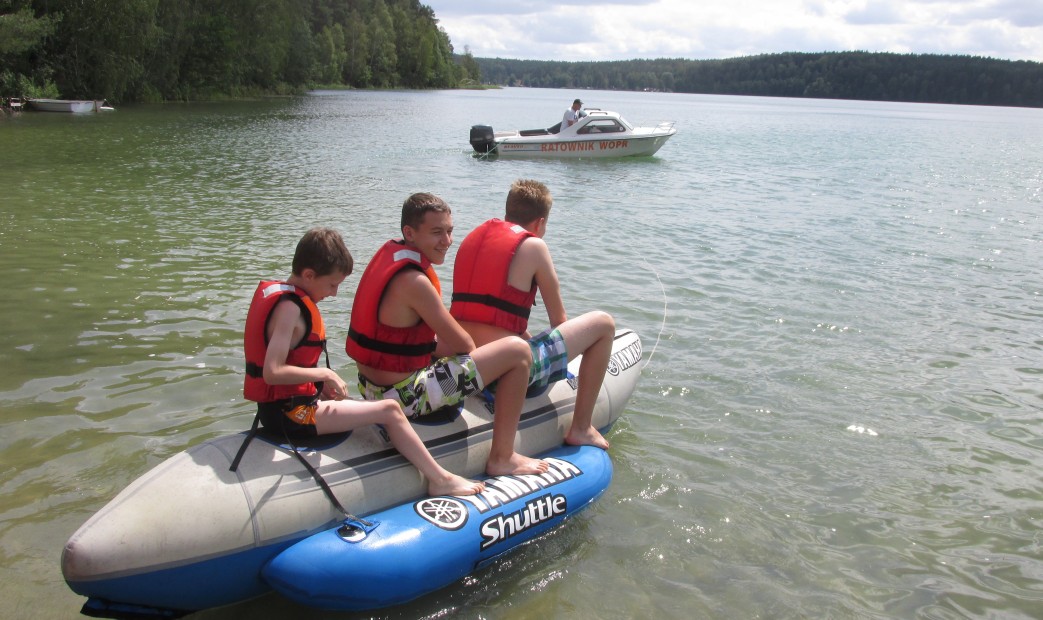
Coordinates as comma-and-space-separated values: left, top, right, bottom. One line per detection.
1, 88, 1041, 619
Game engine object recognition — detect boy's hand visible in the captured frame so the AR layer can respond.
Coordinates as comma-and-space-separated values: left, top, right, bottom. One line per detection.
322, 371, 350, 400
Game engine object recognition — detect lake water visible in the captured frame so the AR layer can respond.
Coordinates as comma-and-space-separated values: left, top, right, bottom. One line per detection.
1, 88, 1041, 619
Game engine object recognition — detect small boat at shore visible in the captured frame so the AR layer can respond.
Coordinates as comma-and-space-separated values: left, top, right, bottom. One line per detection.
470, 109, 676, 159
27, 98, 114, 113
62, 329, 643, 618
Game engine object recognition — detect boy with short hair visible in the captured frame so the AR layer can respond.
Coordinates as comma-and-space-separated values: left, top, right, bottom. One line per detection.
347, 194, 548, 476
450, 180, 615, 450
244, 227, 483, 496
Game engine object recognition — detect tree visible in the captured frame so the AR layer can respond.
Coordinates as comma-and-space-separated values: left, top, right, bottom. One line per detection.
343, 9, 371, 87
0, 5, 57, 55
317, 23, 347, 84
368, 0, 398, 87
0, 5, 59, 96
459, 46, 481, 84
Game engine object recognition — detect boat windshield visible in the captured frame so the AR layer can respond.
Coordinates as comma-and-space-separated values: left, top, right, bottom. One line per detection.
577, 118, 626, 134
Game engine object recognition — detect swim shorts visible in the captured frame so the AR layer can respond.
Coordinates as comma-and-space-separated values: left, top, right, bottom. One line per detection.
257, 395, 320, 438
358, 355, 485, 419
483, 328, 570, 397
527, 328, 570, 390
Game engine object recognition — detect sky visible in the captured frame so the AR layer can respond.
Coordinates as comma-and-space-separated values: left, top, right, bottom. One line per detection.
422, 0, 1043, 63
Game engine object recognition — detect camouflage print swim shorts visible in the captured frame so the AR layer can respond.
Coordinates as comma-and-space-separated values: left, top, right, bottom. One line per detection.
358, 355, 485, 419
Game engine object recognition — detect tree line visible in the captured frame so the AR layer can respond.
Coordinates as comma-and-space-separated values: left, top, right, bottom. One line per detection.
476, 52, 1043, 108
0, 0, 481, 102
4, 1, 1041, 108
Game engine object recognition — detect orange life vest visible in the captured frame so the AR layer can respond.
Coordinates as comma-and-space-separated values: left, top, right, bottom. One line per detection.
346, 240, 440, 373
243, 281, 326, 403
450, 219, 537, 334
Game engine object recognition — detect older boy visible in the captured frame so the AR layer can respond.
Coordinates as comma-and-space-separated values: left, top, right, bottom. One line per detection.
347, 194, 548, 476
450, 180, 615, 450
244, 227, 482, 496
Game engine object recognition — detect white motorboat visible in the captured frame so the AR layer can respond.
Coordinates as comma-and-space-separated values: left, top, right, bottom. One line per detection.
470, 109, 676, 159
27, 98, 114, 113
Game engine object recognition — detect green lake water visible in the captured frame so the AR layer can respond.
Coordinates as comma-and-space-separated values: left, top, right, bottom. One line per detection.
1, 88, 1041, 619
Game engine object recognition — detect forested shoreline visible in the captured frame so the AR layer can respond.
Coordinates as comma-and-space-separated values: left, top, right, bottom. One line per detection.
2, 1, 1041, 108
477, 53, 1043, 108
0, 0, 480, 102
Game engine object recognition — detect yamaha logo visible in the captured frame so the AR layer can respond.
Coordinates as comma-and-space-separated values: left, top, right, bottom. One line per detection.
414, 457, 585, 532
414, 497, 468, 530
606, 340, 642, 376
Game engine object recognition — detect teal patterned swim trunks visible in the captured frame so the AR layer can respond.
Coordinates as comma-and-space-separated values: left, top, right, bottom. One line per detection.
357, 355, 485, 419
528, 328, 570, 390
484, 328, 570, 397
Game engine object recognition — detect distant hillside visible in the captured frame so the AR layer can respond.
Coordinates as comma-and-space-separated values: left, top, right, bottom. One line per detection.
475, 52, 1043, 108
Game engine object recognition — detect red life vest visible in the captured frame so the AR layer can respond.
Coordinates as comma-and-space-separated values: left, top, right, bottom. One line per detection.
450, 219, 537, 334
346, 240, 440, 373
243, 281, 326, 403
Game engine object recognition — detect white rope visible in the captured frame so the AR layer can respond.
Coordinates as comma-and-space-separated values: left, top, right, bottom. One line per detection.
641, 257, 667, 369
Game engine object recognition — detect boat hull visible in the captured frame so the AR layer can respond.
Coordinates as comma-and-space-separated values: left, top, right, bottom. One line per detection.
27, 98, 107, 113
62, 329, 643, 615
493, 133, 674, 159
263, 444, 613, 611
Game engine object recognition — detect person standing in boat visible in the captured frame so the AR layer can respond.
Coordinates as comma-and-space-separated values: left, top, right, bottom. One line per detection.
562, 98, 584, 129
347, 193, 549, 476
450, 179, 615, 450
244, 227, 483, 497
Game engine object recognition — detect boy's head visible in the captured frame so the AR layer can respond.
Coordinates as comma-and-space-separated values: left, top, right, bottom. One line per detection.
401, 193, 454, 264
291, 227, 354, 277
505, 179, 553, 226
400, 192, 451, 234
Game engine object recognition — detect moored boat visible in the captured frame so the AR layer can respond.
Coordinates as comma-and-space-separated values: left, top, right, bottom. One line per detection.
62, 329, 643, 617
27, 98, 114, 113
470, 109, 676, 159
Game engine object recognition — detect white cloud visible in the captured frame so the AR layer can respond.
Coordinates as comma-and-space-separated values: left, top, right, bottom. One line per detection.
424, 0, 1043, 61
844, 2, 906, 26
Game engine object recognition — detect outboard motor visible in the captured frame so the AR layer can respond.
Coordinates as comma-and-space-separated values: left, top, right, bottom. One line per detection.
469, 125, 495, 154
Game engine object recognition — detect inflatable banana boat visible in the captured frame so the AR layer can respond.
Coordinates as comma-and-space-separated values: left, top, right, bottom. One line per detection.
264, 443, 613, 611
63, 329, 642, 617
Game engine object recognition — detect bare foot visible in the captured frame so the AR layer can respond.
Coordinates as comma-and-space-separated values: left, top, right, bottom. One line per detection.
428, 473, 485, 497
486, 453, 549, 476
565, 426, 610, 450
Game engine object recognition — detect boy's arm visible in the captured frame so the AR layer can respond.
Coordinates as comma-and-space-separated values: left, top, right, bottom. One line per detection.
262, 300, 347, 398
394, 270, 477, 356
530, 240, 568, 328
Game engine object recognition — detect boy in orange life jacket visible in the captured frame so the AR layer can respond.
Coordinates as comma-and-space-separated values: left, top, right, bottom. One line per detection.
450, 179, 615, 450
347, 193, 549, 477
244, 227, 483, 497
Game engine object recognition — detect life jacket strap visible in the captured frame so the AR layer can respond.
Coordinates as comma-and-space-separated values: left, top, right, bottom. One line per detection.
347, 327, 437, 356
450, 292, 532, 319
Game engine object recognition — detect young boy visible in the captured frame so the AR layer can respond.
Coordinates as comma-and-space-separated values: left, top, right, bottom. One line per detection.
346, 194, 548, 476
450, 179, 615, 450
244, 227, 483, 497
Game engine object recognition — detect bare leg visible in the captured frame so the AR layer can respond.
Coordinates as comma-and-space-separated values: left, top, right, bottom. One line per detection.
470, 336, 549, 475
314, 399, 484, 496
555, 311, 614, 450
